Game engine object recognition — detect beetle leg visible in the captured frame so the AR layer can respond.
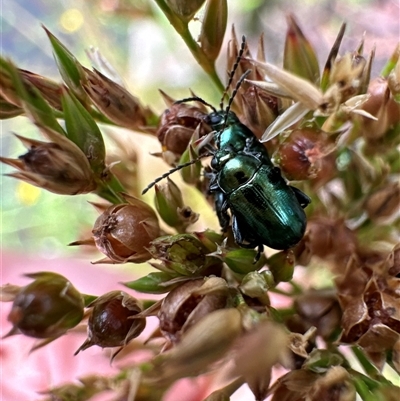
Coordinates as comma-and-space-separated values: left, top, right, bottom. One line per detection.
231, 216, 256, 247
214, 191, 230, 232
290, 186, 311, 209
232, 217, 264, 262
255, 245, 264, 263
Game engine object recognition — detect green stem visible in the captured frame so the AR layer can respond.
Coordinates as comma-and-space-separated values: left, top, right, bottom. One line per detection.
351, 346, 388, 382
288, 280, 303, 295
96, 181, 125, 204
352, 375, 377, 401
350, 368, 395, 401
274, 307, 296, 318
268, 287, 294, 297
153, 0, 224, 92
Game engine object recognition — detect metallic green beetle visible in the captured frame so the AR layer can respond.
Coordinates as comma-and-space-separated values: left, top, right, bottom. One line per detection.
209, 148, 310, 252
143, 36, 310, 254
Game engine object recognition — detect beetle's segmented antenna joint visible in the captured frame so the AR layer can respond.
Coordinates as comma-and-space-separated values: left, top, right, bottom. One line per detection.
225, 69, 252, 115
142, 153, 212, 195
175, 96, 217, 113
219, 35, 247, 111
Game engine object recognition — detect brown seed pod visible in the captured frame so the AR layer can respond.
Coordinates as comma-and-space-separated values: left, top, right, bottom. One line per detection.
0, 133, 96, 195
156, 100, 210, 163
6, 272, 84, 339
294, 288, 342, 340
92, 197, 160, 263
276, 128, 336, 183
158, 278, 229, 343
75, 291, 146, 356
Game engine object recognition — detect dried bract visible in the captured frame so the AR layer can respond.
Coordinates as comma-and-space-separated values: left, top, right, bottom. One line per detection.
240, 85, 278, 138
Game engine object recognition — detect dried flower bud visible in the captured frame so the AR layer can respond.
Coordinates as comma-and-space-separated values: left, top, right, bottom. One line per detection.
294, 289, 342, 340
284, 14, 320, 84
155, 178, 199, 229
387, 58, 400, 98
239, 271, 271, 302
0, 62, 21, 106
241, 85, 278, 139
158, 278, 229, 343
92, 196, 160, 263
360, 77, 400, 140
165, 0, 206, 22
364, 182, 400, 223
275, 128, 336, 183
337, 263, 400, 356
309, 366, 356, 401
0, 94, 23, 118
200, 0, 228, 62
6, 272, 84, 338
270, 370, 319, 401
385, 242, 400, 278
0, 133, 96, 195
19, 69, 63, 110
75, 291, 145, 355
0, 64, 62, 111
288, 327, 317, 361
83, 68, 147, 129
296, 218, 358, 269
156, 97, 210, 164
329, 52, 367, 101
232, 321, 290, 401
148, 234, 220, 275
147, 308, 242, 385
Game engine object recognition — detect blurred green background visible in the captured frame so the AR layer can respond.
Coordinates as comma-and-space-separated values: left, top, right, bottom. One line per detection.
1, 0, 398, 256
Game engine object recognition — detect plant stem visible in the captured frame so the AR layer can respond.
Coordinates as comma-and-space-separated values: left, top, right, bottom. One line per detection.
352, 375, 377, 401
153, 0, 224, 92
351, 346, 389, 383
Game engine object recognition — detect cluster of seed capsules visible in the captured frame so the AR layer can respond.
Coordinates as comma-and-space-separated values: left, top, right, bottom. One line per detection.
4, 36, 312, 357
145, 36, 311, 258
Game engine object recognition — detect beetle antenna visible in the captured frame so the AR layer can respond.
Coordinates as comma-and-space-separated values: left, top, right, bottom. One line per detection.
175, 96, 217, 112
142, 153, 212, 194
219, 35, 247, 110
225, 69, 251, 115
219, 69, 251, 133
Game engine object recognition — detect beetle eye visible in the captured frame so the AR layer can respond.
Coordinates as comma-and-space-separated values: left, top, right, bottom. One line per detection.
206, 112, 223, 126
